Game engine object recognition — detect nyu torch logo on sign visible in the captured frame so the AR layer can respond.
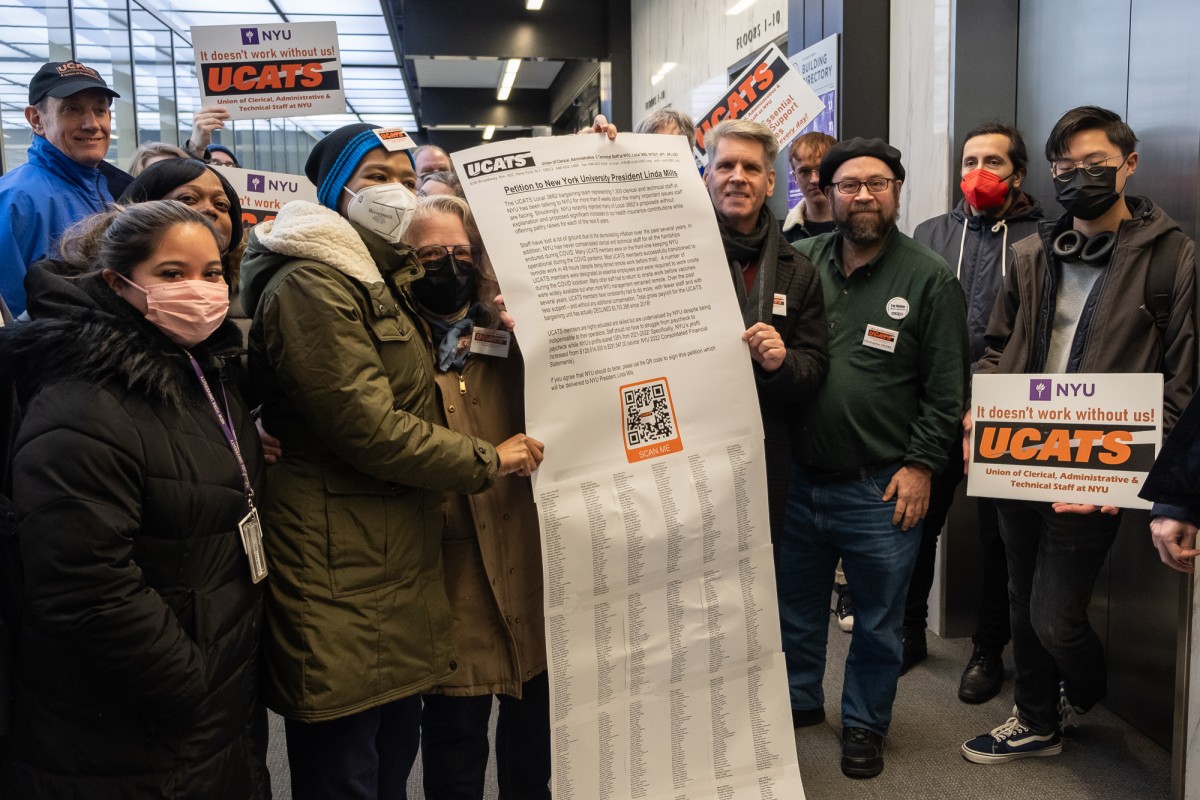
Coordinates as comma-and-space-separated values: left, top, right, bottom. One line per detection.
211, 164, 316, 228
694, 42, 824, 155
192, 20, 345, 119
968, 373, 1163, 509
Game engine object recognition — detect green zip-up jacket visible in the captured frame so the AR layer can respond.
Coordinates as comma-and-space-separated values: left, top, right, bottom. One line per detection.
240, 201, 498, 722
792, 228, 968, 477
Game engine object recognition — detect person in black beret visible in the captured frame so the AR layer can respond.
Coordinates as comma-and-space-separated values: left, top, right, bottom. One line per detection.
780, 135, 968, 779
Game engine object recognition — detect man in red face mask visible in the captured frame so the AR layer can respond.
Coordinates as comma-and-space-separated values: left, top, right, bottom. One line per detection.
902, 123, 1044, 704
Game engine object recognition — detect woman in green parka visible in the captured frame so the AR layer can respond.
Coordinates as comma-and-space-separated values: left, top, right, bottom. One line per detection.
238, 124, 543, 800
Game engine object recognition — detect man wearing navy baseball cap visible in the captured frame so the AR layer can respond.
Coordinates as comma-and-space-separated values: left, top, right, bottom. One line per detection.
0, 60, 132, 316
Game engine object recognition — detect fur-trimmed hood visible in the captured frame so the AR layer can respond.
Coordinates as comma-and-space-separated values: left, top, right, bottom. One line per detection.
0, 265, 244, 409
240, 201, 425, 322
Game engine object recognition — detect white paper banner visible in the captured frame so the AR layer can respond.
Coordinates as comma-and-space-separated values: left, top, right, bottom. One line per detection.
453, 132, 806, 800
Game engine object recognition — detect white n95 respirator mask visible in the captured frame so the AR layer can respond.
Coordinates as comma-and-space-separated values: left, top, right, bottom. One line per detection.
343, 183, 418, 244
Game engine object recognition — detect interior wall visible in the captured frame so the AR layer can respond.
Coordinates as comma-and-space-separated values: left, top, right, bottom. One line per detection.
889, 0, 952, 235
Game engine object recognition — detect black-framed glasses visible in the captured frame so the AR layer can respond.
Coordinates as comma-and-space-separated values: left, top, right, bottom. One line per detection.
833, 177, 897, 195
1050, 154, 1126, 182
415, 244, 480, 269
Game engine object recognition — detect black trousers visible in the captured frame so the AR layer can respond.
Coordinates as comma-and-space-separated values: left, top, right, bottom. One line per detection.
996, 500, 1121, 732
285, 695, 421, 800
420, 671, 551, 800
903, 439, 1011, 652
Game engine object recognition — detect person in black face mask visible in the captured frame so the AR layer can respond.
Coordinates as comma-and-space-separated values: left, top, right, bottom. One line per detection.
962, 107, 1198, 764
408, 194, 552, 800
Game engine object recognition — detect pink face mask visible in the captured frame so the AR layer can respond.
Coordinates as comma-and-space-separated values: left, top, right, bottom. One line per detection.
117, 274, 229, 348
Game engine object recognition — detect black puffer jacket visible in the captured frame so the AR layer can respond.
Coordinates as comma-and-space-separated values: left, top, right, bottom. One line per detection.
0, 267, 269, 799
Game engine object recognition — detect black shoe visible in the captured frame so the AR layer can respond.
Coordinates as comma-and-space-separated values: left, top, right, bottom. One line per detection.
900, 627, 927, 675
792, 706, 825, 728
841, 727, 884, 778
958, 646, 1004, 704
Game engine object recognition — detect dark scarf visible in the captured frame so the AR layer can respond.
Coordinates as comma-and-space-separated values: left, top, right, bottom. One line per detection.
719, 206, 772, 264
718, 206, 783, 326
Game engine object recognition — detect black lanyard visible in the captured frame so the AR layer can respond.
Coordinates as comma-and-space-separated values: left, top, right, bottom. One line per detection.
186, 352, 254, 509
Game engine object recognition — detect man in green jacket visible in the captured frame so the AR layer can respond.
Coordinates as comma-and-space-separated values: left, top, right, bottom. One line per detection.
781, 137, 968, 779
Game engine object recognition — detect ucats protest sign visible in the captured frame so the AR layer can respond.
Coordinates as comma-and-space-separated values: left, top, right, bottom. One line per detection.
192, 21, 344, 119
212, 165, 317, 227
693, 42, 824, 155
967, 373, 1163, 509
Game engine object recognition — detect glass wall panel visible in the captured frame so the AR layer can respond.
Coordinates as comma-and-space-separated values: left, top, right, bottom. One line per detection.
0, 0, 73, 172
0, 0, 320, 176
72, 0, 136, 165
131, 3, 175, 146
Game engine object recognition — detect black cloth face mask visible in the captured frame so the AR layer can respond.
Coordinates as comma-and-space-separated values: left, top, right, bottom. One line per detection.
1054, 165, 1122, 221
413, 255, 477, 315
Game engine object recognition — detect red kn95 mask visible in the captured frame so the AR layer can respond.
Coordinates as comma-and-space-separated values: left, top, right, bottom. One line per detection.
960, 168, 1012, 212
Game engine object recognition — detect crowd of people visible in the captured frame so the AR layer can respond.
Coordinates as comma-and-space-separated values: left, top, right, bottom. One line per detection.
0, 56, 1196, 798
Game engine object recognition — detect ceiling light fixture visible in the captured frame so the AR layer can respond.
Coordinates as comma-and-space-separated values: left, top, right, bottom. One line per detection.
650, 62, 677, 86
483, 125, 496, 140
526, 0, 544, 9
725, 0, 757, 14
497, 58, 521, 101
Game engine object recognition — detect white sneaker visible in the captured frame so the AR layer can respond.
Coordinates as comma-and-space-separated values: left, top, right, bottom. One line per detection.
833, 584, 854, 633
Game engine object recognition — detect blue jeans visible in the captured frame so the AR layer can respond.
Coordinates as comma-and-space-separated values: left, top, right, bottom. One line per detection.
777, 465, 923, 735
995, 500, 1121, 733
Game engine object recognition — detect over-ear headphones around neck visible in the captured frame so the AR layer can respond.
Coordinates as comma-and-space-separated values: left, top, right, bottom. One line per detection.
1052, 229, 1116, 267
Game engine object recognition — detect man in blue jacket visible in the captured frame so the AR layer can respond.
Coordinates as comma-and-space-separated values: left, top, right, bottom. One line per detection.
0, 60, 128, 316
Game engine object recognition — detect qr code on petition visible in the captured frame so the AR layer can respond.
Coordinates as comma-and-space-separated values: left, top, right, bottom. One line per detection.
622, 378, 676, 449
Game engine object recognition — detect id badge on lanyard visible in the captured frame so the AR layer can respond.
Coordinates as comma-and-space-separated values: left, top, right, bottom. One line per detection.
188, 353, 268, 584
238, 508, 268, 584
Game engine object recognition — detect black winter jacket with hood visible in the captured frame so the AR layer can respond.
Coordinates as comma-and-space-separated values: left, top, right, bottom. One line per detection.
0, 266, 269, 799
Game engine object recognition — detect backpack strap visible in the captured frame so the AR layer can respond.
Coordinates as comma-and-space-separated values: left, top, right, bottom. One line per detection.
1146, 230, 1187, 335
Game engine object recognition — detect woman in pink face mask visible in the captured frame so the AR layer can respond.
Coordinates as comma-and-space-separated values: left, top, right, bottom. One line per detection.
0, 201, 271, 798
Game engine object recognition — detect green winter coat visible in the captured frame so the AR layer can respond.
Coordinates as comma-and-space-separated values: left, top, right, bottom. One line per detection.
240, 201, 498, 722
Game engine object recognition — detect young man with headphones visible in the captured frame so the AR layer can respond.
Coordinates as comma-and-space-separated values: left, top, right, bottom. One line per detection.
961, 105, 1197, 764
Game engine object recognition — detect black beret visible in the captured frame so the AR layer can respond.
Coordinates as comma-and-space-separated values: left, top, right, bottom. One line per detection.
819, 137, 905, 189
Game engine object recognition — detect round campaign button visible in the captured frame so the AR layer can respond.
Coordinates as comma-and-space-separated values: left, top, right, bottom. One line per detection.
886, 297, 910, 320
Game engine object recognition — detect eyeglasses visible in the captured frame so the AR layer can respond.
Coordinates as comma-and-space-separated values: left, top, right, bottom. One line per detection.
1050, 154, 1126, 182
833, 177, 897, 195
415, 244, 480, 269
792, 165, 820, 179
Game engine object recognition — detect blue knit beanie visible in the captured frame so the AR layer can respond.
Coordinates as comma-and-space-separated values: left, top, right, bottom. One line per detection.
306, 123, 415, 210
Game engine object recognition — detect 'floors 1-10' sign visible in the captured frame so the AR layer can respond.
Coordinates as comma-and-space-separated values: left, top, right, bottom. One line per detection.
967, 373, 1163, 509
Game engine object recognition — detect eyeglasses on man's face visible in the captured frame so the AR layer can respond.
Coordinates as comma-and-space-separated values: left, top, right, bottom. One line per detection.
832, 177, 898, 195
1050, 154, 1127, 182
